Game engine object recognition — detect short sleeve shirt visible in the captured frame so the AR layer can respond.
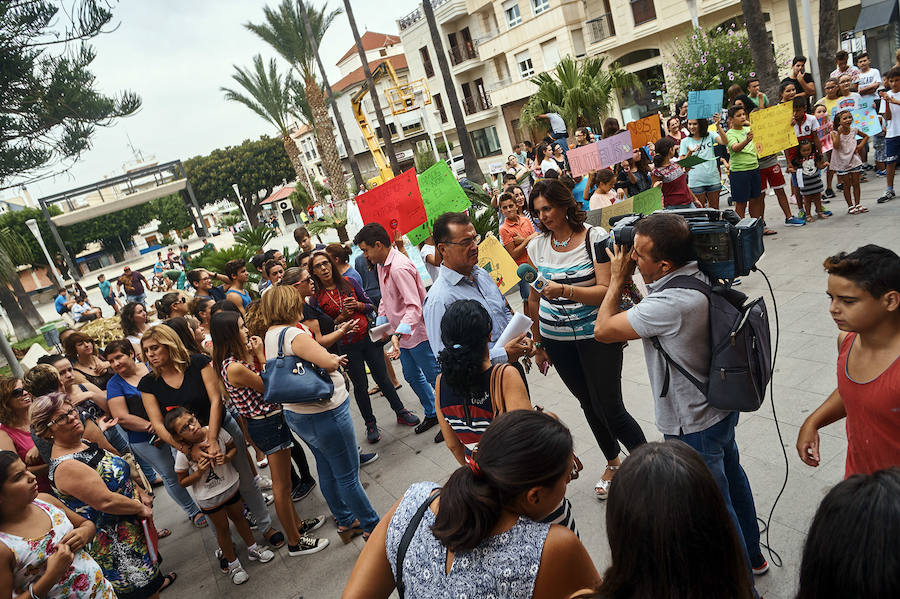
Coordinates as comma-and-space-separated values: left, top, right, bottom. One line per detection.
499, 217, 536, 265
679, 133, 720, 188
857, 68, 882, 104
725, 128, 759, 171
794, 114, 820, 138
879, 90, 900, 138
137, 354, 217, 426
106, 373, 150, 443
174, 429, 239, 502
98, 281, 112, 299
54, 294, 69, 314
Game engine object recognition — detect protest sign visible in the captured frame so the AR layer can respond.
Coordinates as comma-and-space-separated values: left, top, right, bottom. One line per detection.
477, 234, 519, 294
596, 131, 634, 168
677, 154, 707, 168
586, 197, 635, 231
406, 161, 472, 245
355, 168, 427, 236
566, 143, 603, 177
626, 114, 662, 151
630, 186, 663, 215
749, 103, 797, 156
488, 162, 505, 174
687, 89, 724, 120
817, 120, 833, 152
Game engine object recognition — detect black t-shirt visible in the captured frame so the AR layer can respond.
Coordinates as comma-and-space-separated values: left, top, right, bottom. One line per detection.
783, 74, 815, 108
137, 354, 216, 426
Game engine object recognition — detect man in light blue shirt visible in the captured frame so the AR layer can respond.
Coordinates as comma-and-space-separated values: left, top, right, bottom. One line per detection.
423, 212, 533, 365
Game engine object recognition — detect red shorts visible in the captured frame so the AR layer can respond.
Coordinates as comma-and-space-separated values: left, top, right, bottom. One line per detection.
759, 163, 786, 190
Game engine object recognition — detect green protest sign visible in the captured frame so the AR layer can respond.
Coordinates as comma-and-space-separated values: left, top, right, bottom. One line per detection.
407, 161, 471, 245
631, 186, 663, 215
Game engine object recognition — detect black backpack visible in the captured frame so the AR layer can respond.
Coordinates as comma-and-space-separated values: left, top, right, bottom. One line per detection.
650, 275, 772, 412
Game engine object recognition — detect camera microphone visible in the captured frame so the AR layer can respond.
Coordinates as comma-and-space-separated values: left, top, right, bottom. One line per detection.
516, 264, 550, 292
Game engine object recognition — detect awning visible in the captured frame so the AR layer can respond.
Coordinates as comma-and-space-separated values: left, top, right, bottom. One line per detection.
854, 0, 897, 32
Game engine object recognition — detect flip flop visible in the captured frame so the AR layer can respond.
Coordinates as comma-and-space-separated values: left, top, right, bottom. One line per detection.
857, 205, 869, 213
763, 228, 778, 236
191, 513, 208, 528
159, 572, 177, 592
156, 528, 172, 539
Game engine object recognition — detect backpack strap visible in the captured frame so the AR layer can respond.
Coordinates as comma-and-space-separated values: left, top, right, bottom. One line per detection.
396, 488, 441, 598
649, 274, 710, 398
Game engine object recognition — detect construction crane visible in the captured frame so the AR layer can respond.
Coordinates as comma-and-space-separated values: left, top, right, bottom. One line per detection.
351, 59, 431, 189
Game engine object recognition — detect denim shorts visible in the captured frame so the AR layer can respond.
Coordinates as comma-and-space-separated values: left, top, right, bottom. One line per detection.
884, 136, 900, 164
689, 184, 722, 194
728, 169, 762, 204
245, 410, 293, 455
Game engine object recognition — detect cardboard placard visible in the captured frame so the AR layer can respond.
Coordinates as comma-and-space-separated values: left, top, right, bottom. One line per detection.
748, 103, 798, 156
817, 120, 834, 152
406, 161, 472, 246
626, 114, 662, 152
630, 186, 663, 215
687, 89, 725, 120
355, 168, 427, 236
677, 154, 707, 168
477, 234, 519, 294
566, 143, 603, 177
596, 131, 634, 168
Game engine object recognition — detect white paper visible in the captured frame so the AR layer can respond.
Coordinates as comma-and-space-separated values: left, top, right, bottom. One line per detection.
369, 322, 392, 343
493, 312, 533, 349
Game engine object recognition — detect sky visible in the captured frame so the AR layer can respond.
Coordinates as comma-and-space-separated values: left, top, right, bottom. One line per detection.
9, 0, 421, 200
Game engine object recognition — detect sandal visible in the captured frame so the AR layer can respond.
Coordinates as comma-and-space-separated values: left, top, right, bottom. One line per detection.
763, 228, 778, 236
159, 572, 177, 593
848, 205, 861, 214
156, 528, 172, 539
857, 205, 869, 213
191, 513, 208, 528
594, 465, 620, 500
338, 520, 364, 544
264, 529, 285, 548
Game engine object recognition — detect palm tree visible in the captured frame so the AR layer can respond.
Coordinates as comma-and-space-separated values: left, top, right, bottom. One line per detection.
741, 0, 780, 100
221, 54, 321, 215
520, 56, 640, 135
817, 0, 839, 94
246, 0, 349, 206
422, 0, 485, 184
0, 227, 39, 341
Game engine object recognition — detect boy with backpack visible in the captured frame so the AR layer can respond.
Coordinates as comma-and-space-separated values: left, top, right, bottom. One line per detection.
593, 212, 769, 578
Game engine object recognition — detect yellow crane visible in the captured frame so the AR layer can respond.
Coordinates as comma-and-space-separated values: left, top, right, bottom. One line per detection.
351, 59, 431, 188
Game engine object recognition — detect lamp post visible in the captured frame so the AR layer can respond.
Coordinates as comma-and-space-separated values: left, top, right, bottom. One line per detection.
26, 219, 64, 288
231, 183, 252, 228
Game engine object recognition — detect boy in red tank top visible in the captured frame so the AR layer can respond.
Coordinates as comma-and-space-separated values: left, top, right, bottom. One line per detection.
797, 245, 900, 478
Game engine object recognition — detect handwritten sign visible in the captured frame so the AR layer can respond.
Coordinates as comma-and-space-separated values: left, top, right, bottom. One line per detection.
817, 120, 833, 152
630, 186, 663, 215
566, 143, 603, 177
596, 131, 634, 168
850, 107, 882, 136
586, 186, 664, 231
749, 103, 797, 156
406, 161, 471, 246
626, 113, 662, 152
355, 168, 427, 237
687, 89, 724, 120
477, 234, 519, 294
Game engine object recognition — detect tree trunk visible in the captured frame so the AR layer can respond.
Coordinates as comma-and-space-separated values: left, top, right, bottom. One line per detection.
740, 0, 780, 101
0, 285, 37, 341
9, 275, 43, 329
336, 225, 349, 243
306, 76, 349, 205
282, 134, 321, 205
818, 0, 839, 92
344, 0, 401, 175
423, 0, 485, 184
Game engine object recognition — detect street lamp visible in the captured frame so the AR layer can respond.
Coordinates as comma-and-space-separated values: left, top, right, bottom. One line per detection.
25, 218, 64, 288
231, 183, 252, 228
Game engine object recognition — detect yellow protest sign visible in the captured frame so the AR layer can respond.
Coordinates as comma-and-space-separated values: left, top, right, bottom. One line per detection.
749, 103, 797, 156
586, 197, 635, 231
477, 234, 519, 295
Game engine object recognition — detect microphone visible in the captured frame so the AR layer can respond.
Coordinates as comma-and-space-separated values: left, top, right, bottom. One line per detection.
516, 263, 549, 292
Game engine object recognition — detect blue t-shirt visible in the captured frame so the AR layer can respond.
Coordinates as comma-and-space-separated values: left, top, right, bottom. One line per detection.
106, 373, 151, 443
572, 177, 589, 211
54, 294, 68, 314
98, 280, 112, 299
679, 133, 721, 188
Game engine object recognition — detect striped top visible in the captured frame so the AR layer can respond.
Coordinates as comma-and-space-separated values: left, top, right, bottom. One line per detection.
437, 365, 501, 456
527, 225, 608, 341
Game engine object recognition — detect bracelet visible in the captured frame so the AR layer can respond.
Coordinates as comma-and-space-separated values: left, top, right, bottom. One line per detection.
534, 341, 544, 350
30, 584, 42, 599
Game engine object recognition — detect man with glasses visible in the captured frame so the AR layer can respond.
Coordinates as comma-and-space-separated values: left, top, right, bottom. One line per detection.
424, 212, 534, 369
353, 223, 441, 437
186, 268, 228, 301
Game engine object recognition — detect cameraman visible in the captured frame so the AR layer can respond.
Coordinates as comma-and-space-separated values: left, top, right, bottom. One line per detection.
593, 212, 767, 576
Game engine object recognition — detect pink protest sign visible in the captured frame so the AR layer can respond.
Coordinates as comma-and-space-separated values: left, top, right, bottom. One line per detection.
596, 131, 634, 168
817, 120, 833, 152
566, 143, 602, 177
355, 168, 427, 235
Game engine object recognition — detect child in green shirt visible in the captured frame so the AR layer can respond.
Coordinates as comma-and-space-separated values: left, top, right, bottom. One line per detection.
717, 105, 763, 219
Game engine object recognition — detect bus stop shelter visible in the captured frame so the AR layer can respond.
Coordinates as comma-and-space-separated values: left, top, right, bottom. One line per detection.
37, 160, 207, 281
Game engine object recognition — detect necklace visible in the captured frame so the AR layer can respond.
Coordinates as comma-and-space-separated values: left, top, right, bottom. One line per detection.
552, 231, 574, 248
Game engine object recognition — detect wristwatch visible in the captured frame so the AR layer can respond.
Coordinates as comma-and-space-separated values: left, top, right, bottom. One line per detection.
534, 341, 544, 350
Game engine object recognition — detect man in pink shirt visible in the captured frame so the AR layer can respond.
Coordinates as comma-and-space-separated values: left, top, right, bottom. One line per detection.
354, 223, 440, 435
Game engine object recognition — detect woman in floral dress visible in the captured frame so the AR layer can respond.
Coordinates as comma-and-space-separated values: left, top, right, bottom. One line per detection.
0, 450, 115, 599
31, 392, 175, 599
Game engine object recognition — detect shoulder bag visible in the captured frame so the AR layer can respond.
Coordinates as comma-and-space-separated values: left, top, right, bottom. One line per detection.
260, 327, 334, 405
395, 489, 440, 598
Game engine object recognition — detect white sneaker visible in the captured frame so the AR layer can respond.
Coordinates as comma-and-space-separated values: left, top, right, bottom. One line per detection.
248, 545, 274, 563
256, 475, 273, 491
229, 564, 249, 585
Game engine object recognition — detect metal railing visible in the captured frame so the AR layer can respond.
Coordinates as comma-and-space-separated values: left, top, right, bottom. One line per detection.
398, 0, 453, 31
462, 92, 492, 115
587, 13, 616, 44
449, 43, 479, 65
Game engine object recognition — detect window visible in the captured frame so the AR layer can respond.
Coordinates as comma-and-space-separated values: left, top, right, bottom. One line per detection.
531, 0, 549, 15
503, 1, 522, 28
630, 0, 656, 25
470, 126, 502, 158
375, 123, 398, 139
434, 93, 447, 123
541, 39, 560, 71
401, 120, 423, 136
515, 50, 534, 78
420, 46, 434, 78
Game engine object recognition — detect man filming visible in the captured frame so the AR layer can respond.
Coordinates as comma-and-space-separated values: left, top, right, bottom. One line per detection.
593, 212, 768, 577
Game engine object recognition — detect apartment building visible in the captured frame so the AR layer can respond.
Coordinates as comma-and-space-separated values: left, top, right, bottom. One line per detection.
395, 0, 894, 178
292, 31, 438, 189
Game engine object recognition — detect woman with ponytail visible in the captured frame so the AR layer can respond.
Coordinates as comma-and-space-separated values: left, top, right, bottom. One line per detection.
344, 410, 598, 599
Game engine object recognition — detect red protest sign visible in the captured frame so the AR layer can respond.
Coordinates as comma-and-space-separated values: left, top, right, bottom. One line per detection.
354, 168, 427, 235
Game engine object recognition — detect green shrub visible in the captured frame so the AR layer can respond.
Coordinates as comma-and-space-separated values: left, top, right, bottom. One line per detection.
234, 225, 276, 250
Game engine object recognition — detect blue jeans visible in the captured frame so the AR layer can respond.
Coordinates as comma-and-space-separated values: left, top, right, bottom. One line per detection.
398, 341, 440, 418
283, 399, 380, 532
131, 440, 200, 518
665, 412, 761, 565
125, 293, 146, 307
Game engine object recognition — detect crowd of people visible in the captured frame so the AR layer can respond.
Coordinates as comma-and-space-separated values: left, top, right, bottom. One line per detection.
4, 53, 900, 599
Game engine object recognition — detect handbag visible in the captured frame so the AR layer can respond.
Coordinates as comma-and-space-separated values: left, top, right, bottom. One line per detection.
260, 327, 334, 405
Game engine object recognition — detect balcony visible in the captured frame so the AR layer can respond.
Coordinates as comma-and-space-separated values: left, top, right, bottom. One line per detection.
587, 13, 615, 44
462, 92, 492, 115
449, 43, 479, 66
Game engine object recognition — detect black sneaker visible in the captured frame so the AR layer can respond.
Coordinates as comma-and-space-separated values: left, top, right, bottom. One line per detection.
414, 416, 439, 434
835, 183, 844, 191
287, 535, 329, 556
877, 189, 896, 203
291, 479, 316, 502
298, 515, 326, 535
824, 188, 836, 198
365, 421, 382, 443
359, 451, 379, 466
434, 430, 444, 444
